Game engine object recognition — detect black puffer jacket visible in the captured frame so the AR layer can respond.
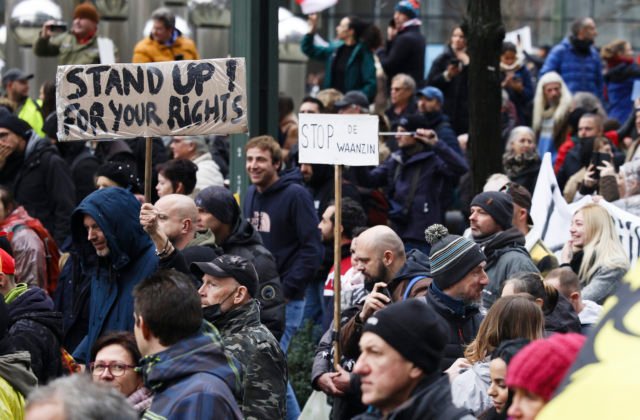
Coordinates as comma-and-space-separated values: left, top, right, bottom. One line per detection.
425, 284, 483, 371
8, 286, 63, 384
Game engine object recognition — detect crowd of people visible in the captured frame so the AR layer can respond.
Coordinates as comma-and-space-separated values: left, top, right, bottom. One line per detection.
0, 0, 635, 419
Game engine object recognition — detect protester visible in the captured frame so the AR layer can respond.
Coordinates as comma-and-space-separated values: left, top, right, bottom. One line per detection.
427, 26, 470, 135
545, 267, 602, 333
170, 136, 224, 194
94, 161, 143, 195
531, 71, 572, 160
299, 96, 325, 114
451, 295, 544, 415
70, 187, 158, 363
133, 270, 242, 419
423, 224, 487, 372
34, 2, 117, 65
89, 331, 151, 413
155, 159, 199, 198
352, 299, 473, 419
25, 374, 137, 420
500, 42, 534, 125
502, 126, 541, 194
560, 203, 629, 304
2, 248, 63, 384
301, 13, 377, 101
501, 271, 581, 334
541, 17, 602, 99
415, 86, 462, 155
2, 68, 44, 138
601, 39, 640, 124
140, 194, 199, 252
565, 137, 616, 202
484, 338, 531, 419
0, 114, 75, 245
133, 7, 199, 62
469, 191, 539, 309
385, 73, 418, 130
192, 255, 287, 420
506, 333, 586, 419
195, 186, 285, 339
377, 1, 426, 90
354, 115, 468, 253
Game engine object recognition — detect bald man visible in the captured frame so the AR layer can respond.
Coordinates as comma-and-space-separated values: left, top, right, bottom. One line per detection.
340, 226, 431, 359
140, 194, 199, 251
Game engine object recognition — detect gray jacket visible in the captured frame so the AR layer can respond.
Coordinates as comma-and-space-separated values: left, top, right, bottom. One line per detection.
582, 266, 626, 305
450, 360, 491, 416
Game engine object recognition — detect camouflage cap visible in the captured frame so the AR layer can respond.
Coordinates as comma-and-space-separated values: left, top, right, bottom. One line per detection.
191, 255, 259, 297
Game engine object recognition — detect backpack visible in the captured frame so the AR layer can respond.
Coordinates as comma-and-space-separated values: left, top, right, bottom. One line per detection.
5, 220, 61, 295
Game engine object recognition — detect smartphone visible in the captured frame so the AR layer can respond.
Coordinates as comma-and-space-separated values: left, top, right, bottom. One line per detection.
379, 286, 392, 301
590, 152, 611, 168
449, 58, 461, 67
48, 23, 67, 33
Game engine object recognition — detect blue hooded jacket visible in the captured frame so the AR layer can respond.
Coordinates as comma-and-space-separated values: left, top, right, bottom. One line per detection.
140, 322, 243, 420
243, 169, 323, 301
70, 187, 158, 362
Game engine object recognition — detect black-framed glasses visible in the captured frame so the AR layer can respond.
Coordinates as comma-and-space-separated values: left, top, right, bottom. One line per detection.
89, 361, 136, 377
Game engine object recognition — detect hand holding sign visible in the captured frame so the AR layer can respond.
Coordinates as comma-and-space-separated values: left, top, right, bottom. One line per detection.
415, 128, 438, 146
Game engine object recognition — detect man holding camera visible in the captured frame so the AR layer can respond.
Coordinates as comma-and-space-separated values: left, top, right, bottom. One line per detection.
34, 3, 117, 65
132, 7, 200, 63
352, 114, 468, 254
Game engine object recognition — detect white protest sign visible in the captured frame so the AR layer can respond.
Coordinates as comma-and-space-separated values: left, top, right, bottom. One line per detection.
297, 113, 378, 166
505, 26, 533, 54
56, 58, 247, 141
531, 153, 640, 266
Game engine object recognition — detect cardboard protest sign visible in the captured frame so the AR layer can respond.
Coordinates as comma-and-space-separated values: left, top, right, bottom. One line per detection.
297, 113, 379, 166
56, 58, 247, 141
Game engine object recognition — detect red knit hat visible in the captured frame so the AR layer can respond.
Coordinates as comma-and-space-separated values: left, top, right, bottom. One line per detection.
506, 333, 586, 402
0, 248, 15, 275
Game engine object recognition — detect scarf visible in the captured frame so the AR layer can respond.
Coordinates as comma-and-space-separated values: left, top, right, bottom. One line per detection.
570, 36, 593, 55
399, 18, 422, 31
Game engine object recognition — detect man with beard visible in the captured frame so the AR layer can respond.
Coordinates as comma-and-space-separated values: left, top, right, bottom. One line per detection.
2, 69, 44, 137
541, 17, 602, 99
468, 191, 539, 310
339, 225, 431, 360
191, 255, 286, 420
415, 86, 462, 156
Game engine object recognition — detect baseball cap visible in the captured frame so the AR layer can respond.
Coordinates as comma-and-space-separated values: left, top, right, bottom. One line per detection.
191, 255, 259, 298
417, 86, 444, 105
2, 68, 33, 87
334, 91, 369, 112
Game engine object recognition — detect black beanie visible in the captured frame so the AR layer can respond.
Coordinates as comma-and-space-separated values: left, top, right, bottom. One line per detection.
470, 191, 514, 230
194, 186, 239, 226
426, 224, 486, 290
0, 114, 32, 140
95, 161, 142, 194
363, 299, 447, 373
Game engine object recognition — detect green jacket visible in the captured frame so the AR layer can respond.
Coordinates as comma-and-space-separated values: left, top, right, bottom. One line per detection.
33, 32, 112, 65
18, 98, 45, 138
207, 300, 287, 420
301, 33, 377, 101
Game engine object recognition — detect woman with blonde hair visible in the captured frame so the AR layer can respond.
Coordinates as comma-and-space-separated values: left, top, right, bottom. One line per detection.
450, 295, 544, 415
561, 203, 629, 304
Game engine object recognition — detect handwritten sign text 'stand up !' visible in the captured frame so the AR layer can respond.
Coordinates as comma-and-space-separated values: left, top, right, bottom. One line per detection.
298, 113, 379, 166
56, 58, 247, 141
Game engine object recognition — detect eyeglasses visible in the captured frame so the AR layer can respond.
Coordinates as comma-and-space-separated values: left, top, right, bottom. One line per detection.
89, 362, 136, 377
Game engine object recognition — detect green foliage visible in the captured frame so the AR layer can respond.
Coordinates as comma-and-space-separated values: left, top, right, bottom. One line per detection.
287, 320, 318, 406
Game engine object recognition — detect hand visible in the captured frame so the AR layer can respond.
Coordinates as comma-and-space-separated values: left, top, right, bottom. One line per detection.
508, 77, 524, 93
0, 142, 13, 169
307, 13, 319, 33
331, 366, 352, 393
358, 282, 391, 322
139, 203, 159, 235
560, 240, 574, 265
446, 63, 461, 79
456, 51, 470, 65
598, 160, 616, 177
41, 19, 56, 38
415, 129, 438, 146
583, 164, 597, 188
445, 357, 470, 382
316, 372, 344, 396
387, 25, 397, 41
458, 134, 468, 153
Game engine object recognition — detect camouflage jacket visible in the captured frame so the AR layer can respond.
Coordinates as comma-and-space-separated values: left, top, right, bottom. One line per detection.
210, 300, 287, 420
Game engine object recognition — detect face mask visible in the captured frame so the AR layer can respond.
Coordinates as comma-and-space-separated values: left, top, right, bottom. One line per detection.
202, 288, 238, 322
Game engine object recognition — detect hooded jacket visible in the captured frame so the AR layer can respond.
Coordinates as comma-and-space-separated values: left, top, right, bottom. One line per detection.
540, 37, 603, 99
354, 141, 468, 243
140, 322, 243, 420
205, 300, 286, 420
70, 187, 158, 362
301, 35, 377, 101
12, 133, 76, 245
476, 227, 540, 310
243, 169, 323, 301
353, 373, 474, 420
7, 286, 63, 384
0, 351, 37, 419
221, 214, 285, 340
604, 60, 640, 124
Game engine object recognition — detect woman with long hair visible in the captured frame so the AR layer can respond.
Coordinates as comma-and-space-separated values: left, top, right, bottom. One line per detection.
601, 39, 640, 124
450, 295, 544, 415
560, 203, 629, 304
502, 126, 540, 194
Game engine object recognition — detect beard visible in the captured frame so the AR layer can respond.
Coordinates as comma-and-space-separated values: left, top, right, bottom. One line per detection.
364, 260, 390, 291
96, 246, 110, 257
